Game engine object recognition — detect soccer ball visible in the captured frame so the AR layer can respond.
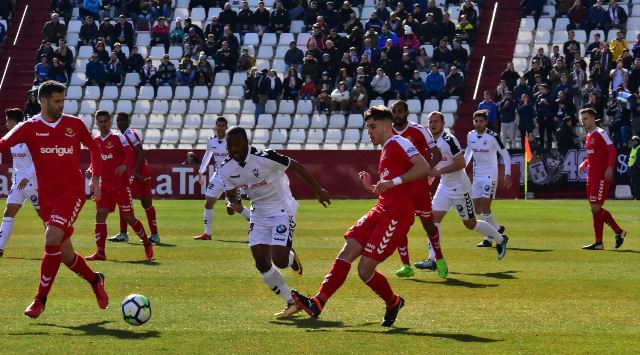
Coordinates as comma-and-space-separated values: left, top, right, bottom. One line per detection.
121, 294, 151, 326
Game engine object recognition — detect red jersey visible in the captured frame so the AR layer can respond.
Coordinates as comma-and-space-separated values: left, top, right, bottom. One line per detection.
585, 128, 616, 180
393, 121, 435, 160
376, 135, 420, 213
92, 131, 134, 186
0, 114, 101, 198
121, 127, 151, 178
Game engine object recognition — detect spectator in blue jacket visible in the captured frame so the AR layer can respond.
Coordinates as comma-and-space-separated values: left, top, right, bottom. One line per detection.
80, 0, 101, 20
587, 0, 610, 31
364, 11, 383, 32
390, 72, 407, 100
424, 65, 444, 98
518, 93, 536, 149
376, 25, 399, 50
85, 52, 106, 87
521, 0, 544, 23
478, 90, 498, 130
34, 55, 50, 85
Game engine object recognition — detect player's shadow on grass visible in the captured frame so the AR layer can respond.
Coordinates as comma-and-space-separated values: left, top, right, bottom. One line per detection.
214, 239, 248, 244
270, 317, 347, 329
450, 270, 519, 280
38, 321, 160, 339
1, 256, 43, 261
508, 247, 553, 253
346, 328, 502, 343
609, 249, 640, 253
407, 277, 499, 289
127, 242, 176, 248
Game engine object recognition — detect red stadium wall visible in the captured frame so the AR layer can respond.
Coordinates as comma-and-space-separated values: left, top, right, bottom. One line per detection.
0, 150, 521, 199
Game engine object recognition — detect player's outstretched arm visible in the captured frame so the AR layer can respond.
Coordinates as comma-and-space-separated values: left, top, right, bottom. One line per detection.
287, 159, 331, 207
500, 147, 512, 189
373, 155, 430, 194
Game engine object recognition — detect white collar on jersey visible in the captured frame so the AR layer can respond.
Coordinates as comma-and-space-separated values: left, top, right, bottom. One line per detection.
32, 114, 63, 129
382, 135, 396, 148
99, 131, 113, 140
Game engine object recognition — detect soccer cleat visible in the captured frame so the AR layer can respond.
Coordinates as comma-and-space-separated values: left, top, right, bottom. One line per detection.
498, 225, 506, 234
86, 251, 106, 261
144, 242, 154, 261
148, 234, 161, 244
193, 233, 212, 240
582, 242, 604, 250
414, 258, 437, 270
107, 232, 128, 242
290, 249, 303, 278
24, 297, 46, 318
274, 303, 302, 318
435, 259, 448, 279
381, 296, 405, 327
91, 272, 109, 309
496, 236, 508, 260
290, 289, 323, 318
615, 230, 627, 249
477, 239, 493, 247
395, 264, 415, 278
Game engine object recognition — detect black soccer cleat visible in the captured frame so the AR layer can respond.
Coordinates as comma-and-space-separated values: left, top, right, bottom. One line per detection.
477, 239, 493, 248
581, 242, 604, 250
290, 289, 323, 318
381, 296, 405, 327
498, 225, 505, 234
615, 230, 627, 249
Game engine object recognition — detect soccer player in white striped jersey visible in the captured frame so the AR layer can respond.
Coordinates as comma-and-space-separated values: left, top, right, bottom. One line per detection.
464, 110, 512, 247
415, 111, 507, 268
193, 116, 251, 240
0, 109, 42, 256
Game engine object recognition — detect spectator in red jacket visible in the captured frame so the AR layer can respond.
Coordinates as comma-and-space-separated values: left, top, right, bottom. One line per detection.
151, 16, 170, 53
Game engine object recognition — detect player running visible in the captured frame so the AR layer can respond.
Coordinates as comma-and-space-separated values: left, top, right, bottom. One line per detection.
0, 109, 42, 257
108, 112, 160, 244
194, 116, 250, 240
578, 108, 627, 250
218, 126, 330, 318
463, 110, 513, 248
0, 81, 108, 318
291, 106, 431, 327
390, 100, 447, 279
85, 110, 154, 261
415, 111, 507, 270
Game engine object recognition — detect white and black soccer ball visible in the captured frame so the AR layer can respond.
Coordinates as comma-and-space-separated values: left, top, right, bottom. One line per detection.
121, 294, 151, 326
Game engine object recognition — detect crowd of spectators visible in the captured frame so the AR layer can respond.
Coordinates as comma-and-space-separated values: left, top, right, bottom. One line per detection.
495, 1, 638, 152
40, 0, 477, 117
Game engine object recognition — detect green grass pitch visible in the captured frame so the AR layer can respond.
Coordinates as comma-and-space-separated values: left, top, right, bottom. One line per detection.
0, 199, 638, 354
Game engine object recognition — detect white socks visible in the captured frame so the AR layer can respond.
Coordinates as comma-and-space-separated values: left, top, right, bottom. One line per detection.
204, 209, 213, 235
474, 220, 504, 243
261, 265, 293, 304
240, 208, 250, 221
288, 250, 295, 267
0, 217, 14, 251
483, 213, 500, 230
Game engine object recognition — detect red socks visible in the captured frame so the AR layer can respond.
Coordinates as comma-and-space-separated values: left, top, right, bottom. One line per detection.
95, 223, 107, 253
37, 245, 62, 300
144, 206, 158, 234
119, 209, 127, 234
365, 271, 396, 307
316, 258, 351, 303
65, 253, 97, 283
593, 208, 623, 243
600, 209, 622, 234
397, 239, 410, 265
427, 231, 443, 260
131, 219, 150, 243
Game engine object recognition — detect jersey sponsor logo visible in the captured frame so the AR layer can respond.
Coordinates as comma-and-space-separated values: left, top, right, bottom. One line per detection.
50, 214, 68, 225
12, 153, 27, 157
380, 168, 390, 179
484, 185, 491, 192
40, 145, 74, 156
253, 169, 260, 177
276, 224, 287, 234
65, 127, 76, 137
106, 141, 114, 148
407, 146, 417, 155
355, 215, 367, 227
101, 153, 113, 160
364, 242, 375, 253
36, 132, 50, 137
586, 149, 594, 154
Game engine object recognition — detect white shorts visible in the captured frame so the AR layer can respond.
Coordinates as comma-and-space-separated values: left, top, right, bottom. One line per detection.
432, 185, 475, 220
471, 178, 497, 199
7, 183, 39, 209
248, 215, 296, 248
205, 173, 225, 199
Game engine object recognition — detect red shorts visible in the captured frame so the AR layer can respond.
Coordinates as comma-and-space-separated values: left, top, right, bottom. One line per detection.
344, 206, 414, 262
586, 178, 610, 206
130, 175, 153, 199
413, 181, 433, 220
96, 184, 134, 213
40, 189, 86, 233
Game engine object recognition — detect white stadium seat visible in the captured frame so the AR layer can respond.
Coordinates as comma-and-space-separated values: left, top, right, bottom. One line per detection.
98, 100, 115, 113
156, 86, 173, 100
288, 129, 306, 143
184, 114, 202, 129
296, 100, 313, 114
206, 100, 223, 114
189, 100, 206, 114
441, 99, 458, 113
256, 114, 273, 129
265, 100, 278, 114
310, 114, 327, 129
147, 114, 165, 129
192, 86, 209, 100
64, 100, 79, 115
79, 100, 96, 114
328, 114, 345, 128
224, 100, 242, 114
343, 129, 361, 143
239, 114, 256, 128
292, 114, 309, 128
66, 86, 83, 100
324, 129, 342, 144
174, 86, 191, 100
84, 86, 101, 100
274, 114, 291, 128
252, 129, 270, 144
306, 129, 325, 144
270, 129, 288, 144
180, 129, 198, 144
130, 114, 147, 129
138, 85, 155, 100
346, 114, 364, 128
143, 129, 162, 145
210, 86, 227, 100
166, 114, 184, 128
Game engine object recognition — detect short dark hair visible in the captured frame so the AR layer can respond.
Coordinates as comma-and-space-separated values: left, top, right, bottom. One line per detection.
391, 100, 408, 112
5, 108, 25, 123
216, 116, 228, 124
38, 80, 66, 100
428, 111, 445, 122
364, 105, 393, 121
95, 109, 110, 118
473, 110, 488, 120
116, 112, 130, 121
579, 107, 597, 118
226, 126, 248, 139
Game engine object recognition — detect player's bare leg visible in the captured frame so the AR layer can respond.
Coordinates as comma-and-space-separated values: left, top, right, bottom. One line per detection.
60, 234, 108, 309
583, 204, 625, 250
251, 244, 301, 318
140, 196, 160, 244
0, 203, 22, 257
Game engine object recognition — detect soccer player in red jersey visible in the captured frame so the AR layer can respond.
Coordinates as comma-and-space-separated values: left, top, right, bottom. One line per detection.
108, 112, 160, 244
291, 106, 431, 327
390, 100, 448, 279
0, 81, 108, 318
578, 108, 627, 250
85, 110, 154, 261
